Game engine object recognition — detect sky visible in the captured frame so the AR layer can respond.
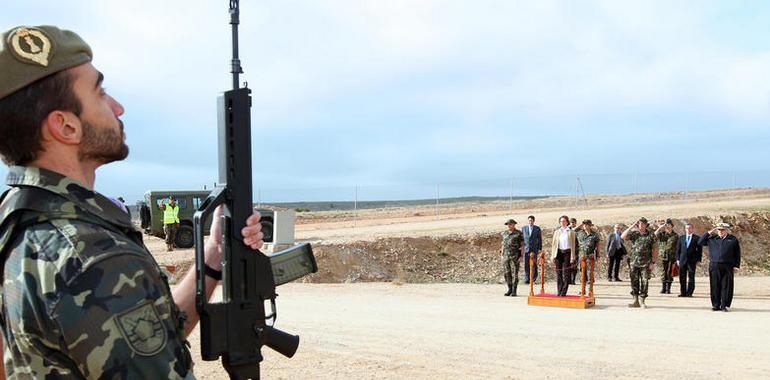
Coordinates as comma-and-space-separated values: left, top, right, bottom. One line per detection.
2, 0, 770, 203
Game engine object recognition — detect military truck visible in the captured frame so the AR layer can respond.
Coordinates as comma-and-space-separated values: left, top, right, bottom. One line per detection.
139, 190, 274, 249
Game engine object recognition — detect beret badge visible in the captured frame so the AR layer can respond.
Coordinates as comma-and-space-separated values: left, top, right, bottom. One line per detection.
8, 27, 53, 67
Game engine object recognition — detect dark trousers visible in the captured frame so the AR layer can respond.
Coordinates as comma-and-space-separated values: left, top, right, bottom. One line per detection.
709, 263, 735, 309
607, 252, 624, 279
524, 251, 539, 282
679, 260, 697, 296
554, 249, 572, 296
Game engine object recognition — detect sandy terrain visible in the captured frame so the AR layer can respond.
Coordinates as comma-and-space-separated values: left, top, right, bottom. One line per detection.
186, 277, 770, 379
144, 190, 770, 379
296, 193, 770, 243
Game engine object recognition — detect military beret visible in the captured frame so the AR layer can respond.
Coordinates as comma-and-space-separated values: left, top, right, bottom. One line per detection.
504, 219, 517, 225
582, 219, 592, 225
665, 218, 674, 226
638, 217, 648, 224
0, 25, 92, 100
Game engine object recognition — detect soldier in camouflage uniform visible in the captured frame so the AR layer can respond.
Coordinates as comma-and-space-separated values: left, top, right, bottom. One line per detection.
621, 217, 658, 308
0, 26, 264, 378
500, 219, 524, 296
654, 219, 679, 294
575, 220, 600, 292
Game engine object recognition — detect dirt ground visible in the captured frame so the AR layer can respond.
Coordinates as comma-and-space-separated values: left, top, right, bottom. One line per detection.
147, 190, 770, 379
185, 277, 770, 379
295, 190, 770, 243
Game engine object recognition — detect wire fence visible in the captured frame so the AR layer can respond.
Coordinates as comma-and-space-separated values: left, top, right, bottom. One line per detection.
254, 170, 770, 217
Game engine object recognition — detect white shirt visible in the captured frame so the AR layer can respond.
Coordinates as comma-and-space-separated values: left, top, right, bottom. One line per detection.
558, 227, 571, 250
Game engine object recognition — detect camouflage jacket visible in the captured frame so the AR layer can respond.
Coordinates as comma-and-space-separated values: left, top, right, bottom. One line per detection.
656, 230, 679, 261
501, 229, 523, 258
0, 166, 193, 379
576, 229, 599, 257
626, 229, 658, 268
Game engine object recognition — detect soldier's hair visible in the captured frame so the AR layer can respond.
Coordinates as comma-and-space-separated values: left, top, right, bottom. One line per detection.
0, 69, 82, 165
528, 215, 535, 221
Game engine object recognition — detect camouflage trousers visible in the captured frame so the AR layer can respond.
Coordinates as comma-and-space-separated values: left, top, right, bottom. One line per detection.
502, 255, 520, 287
579, 254, 595, 287
658, 259, 675, 283
629, 265, 652, 299
163, 223, 179, 246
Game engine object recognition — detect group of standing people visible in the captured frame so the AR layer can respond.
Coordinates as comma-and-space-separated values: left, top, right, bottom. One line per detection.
500, 215, 742, 311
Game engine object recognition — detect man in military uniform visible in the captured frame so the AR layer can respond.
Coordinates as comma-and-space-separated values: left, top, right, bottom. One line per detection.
569, 217, 580, 284
159, 195, 180, 251
575, 220, 600, 292
0, 26, 264, 378
500, 219, 524, 296
621, 217, 658, 308
655, 219, 679, 294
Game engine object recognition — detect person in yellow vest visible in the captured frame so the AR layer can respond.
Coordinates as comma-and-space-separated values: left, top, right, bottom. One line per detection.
159, 196, 180, 251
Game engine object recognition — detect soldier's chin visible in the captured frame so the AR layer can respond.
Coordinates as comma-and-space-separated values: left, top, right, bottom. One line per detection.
87, 145, 130, 165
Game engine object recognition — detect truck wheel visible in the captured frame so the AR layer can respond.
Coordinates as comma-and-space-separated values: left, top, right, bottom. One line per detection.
175, 225, 194, 249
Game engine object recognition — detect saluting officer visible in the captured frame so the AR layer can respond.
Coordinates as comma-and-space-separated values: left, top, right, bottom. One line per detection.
654, 219, 679, 294
621, 217, 658, 308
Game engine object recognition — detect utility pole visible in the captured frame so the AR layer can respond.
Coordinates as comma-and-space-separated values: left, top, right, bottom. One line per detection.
353, 185, 358, 229
435, 183, 440, 220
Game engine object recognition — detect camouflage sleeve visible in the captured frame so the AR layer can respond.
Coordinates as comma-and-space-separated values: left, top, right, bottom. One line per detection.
53, 253, 192, 379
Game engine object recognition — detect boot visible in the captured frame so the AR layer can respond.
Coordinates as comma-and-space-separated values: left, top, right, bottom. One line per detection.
660, 283, 666, 294
667, 282, 673, 294
504, 285, 512, 296
511, 285, 517, 297
166, 244, 173, 252
628, 296, 640, 308
640, 298, 647, 309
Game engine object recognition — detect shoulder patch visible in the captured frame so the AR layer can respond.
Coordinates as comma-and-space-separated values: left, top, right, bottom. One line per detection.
115, 301, 167, 356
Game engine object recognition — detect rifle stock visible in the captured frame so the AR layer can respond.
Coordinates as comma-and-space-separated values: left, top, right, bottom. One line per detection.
192, 2, 317, 379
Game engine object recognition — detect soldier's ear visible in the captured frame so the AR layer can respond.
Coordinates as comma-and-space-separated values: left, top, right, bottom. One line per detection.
42, 110, 82, 146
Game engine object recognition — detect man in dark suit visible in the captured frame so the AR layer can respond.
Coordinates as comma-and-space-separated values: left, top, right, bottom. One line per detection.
605, 224, 626, 281
676, 222, 702, 297
522, 215, 542, 284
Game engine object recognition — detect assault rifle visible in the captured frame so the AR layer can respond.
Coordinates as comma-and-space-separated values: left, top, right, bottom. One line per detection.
193, 1, 318, 379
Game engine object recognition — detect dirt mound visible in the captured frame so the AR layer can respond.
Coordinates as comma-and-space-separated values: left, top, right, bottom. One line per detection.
303, 212, 770, 283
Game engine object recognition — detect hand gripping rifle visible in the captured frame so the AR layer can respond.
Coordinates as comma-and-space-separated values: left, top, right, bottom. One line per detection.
193, 1, 318, 379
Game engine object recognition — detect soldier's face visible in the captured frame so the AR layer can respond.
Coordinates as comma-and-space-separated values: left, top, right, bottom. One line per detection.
70, 64, 128, 164
583, 224, 591, 231
717, 228, 727, 238
639, 222, 648, 231
507, 224, 515, 231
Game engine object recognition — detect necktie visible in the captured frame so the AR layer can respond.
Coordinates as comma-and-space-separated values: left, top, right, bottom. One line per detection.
686, 235, 691, 247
